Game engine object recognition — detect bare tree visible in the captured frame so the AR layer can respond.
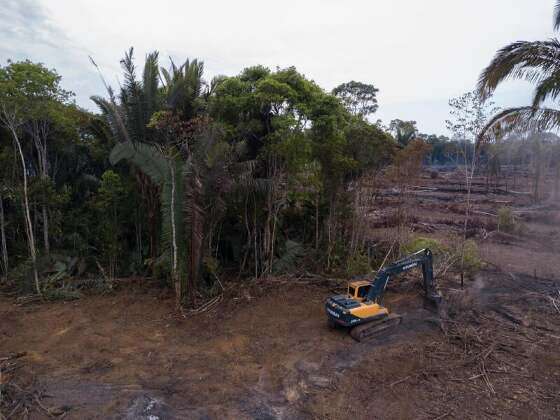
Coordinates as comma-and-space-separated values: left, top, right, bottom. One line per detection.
446, 90, 498, 287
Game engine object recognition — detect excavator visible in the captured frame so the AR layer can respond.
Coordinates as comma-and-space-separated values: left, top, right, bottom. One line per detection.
325, 248, 442, 341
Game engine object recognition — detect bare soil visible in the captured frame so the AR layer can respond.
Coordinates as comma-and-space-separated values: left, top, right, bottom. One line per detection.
2, 170, 560, 419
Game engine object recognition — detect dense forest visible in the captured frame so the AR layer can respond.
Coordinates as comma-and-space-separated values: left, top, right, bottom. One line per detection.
1, 51, 559, 307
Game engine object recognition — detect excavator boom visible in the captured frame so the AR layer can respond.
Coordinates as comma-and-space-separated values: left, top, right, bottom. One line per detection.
366, 248, 441, 304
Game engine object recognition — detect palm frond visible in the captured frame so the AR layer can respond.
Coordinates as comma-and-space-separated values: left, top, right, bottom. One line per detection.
143, 51, 160, 119
119, 48, 146, 143
90, 95, 130, 143
478, 39, 560, 99
477, 106, 560, 146
532, 72, 560, 106
88, 117, 114, 144
160, 67, 172, 88
163, 57, 205, 118
109, 142, 168, 185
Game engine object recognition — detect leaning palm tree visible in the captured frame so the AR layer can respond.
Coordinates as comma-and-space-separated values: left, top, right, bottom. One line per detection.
477, 1, 560, 139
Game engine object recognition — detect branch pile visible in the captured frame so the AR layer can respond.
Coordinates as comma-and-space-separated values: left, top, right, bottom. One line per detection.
0, 353, 69, 419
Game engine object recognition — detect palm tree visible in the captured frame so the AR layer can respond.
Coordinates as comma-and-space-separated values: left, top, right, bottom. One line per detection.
91, 49, 162, 265
94, 48, 238, 306
477, 1, 560, 138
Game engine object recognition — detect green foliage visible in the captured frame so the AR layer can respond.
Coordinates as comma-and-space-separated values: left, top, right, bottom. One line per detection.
0, 53, 411, 301
110, 141, 186, 284
95, 170, 126, 210
92, 170, 127, 278
345, 118, 395, 174
0, 60, 73, 113
497, 207, 515, 233
332, 81, 379, 117
346, 252, 371, 277
477, 2, 560, 140
403, 236, 447, 257
462, 239, 482, 277
389, 119, 417, 146
272, 240, 304, 274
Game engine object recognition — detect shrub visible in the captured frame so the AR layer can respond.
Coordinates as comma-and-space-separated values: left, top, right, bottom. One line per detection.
402, 236, 447, 258
462, 239, 482, 277
497, 207, 515, 233
346, 252, 371, 277
272, 240, 304, 274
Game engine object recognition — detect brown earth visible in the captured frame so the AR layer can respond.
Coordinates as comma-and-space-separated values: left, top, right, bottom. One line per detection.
1, 169, 560, 419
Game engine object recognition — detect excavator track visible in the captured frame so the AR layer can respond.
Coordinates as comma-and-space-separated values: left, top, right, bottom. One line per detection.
350, 313, 402, 342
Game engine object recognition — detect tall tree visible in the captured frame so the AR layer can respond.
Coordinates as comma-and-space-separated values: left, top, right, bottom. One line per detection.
0, 61, 41, 293
23, 66, 73, 255
91, 48, 163, 268
332, 81, 379, 117
446, 90, 497, 286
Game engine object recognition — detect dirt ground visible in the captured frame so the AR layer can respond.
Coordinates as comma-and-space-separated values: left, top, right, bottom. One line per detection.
2, 169, 560, 419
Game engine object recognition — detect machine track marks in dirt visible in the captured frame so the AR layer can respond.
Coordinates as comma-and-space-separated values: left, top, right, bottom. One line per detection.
350, 313, 402, 342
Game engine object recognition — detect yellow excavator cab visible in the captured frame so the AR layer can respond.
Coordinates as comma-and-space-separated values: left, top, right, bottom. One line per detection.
347, 280, 372, 302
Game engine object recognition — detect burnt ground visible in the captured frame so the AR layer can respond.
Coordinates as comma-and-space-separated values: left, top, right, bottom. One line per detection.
2, 169, 560, 419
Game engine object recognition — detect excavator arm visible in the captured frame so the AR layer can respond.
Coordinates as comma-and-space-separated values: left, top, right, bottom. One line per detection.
365, 248, 441, 304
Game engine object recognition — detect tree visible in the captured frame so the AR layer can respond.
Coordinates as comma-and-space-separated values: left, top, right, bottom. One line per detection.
0, 61, 74, 259
0, 183, 9, 281
92, 170, 126, 281
0, 61, 43, 294
387, 139, 432, 252
332, 81, 379, 117
477, 1, 560, 139
23, 68, 73, 256
389, 119, 417, 146
99, 48, 233, 305
91, 48, 163, 266
446, 90, 497, 287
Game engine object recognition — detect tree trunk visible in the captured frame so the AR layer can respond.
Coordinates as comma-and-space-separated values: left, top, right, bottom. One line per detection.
555, 165, 560, 201
42, 203, 49, 255
135, 170, 160, 267
186, 174, 202, 307
10, 128, 40, 294
533, 159, 541, 203
0, 194, 8, 279
30, 123, 50, 255
459, 141, 478, 289
315, 195, 319, 251
170, 164, 180, 306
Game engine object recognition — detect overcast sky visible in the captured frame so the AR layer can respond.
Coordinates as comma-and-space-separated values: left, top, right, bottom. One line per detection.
0, 0, 556, 134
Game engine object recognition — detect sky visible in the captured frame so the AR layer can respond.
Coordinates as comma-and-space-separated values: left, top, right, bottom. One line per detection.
0, 0, 556, 135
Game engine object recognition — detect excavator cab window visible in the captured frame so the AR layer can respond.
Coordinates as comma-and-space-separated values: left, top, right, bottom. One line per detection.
358, 285, 371, 299
357, 285, 371, 299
